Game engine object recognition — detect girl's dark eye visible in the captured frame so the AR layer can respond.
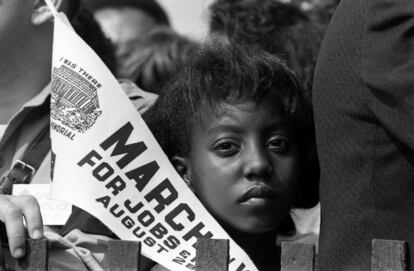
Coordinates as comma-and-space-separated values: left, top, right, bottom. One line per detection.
267, 137, 289, 153
213, 141, 240, 156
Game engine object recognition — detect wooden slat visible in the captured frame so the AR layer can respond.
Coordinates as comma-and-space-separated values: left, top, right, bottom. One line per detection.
281, 242, 315, 271
16, 239, 48, 271
0, 235, 6, 271
107, 240, 141, 271
372, 239, 408, 271
196, 239, 229, 271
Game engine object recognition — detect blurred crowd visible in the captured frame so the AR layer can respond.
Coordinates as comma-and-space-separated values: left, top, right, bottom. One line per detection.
75, 0, 337, 96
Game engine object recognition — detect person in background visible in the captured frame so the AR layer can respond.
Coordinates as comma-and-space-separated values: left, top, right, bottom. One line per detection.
0, 0, 156, 263
71, 2, 117, 74
84, 0, 170, 74
313, 0, 414, 270
119, 26, 199, 95
143, 42, 319, 271
209, 0, 324, 102
295, 0, 341, 26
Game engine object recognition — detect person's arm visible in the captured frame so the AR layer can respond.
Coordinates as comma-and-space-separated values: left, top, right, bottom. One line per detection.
362, 0, 414, 148
0, 195, 43, 258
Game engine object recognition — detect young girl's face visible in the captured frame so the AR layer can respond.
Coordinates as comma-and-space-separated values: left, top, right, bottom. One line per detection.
180, 92, 300, 234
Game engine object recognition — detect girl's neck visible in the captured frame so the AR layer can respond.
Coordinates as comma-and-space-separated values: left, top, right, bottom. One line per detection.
223, 225, 281, 271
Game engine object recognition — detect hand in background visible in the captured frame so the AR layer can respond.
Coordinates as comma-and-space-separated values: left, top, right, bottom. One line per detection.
0, 195, 43, 258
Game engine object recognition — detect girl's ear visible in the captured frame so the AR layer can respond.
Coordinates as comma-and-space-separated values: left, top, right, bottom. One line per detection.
172, 156, 194, 191
31, 0, 62, 25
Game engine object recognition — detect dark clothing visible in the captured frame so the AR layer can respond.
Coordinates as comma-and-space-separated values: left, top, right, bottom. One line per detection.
313, 0, 414, 270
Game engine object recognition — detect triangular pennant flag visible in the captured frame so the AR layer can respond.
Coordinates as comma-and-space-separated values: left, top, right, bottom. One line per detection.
47, 5, 258, 271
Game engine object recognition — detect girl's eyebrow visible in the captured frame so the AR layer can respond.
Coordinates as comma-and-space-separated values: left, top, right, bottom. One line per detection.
206, 120, 290, 135
259, 122, 292, 137
207, 124, 244, 135
265, 120, 290, 131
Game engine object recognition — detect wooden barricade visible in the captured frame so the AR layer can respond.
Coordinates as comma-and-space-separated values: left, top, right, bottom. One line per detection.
195, 239, 229, 271
107, 240, 141, 271
0, 239, 49, 271
281, 242, 315, 271
0, 238, 410, 270
372, 239, 408, 271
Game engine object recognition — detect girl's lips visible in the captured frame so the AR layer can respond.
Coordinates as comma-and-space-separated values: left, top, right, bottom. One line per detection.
239, 185, 278, 203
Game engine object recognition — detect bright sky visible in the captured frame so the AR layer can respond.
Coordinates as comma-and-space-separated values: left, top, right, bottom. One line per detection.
157, 0, 215, 40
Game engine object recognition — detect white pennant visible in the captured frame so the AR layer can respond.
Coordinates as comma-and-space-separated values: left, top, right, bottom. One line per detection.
47, 4, 258, 271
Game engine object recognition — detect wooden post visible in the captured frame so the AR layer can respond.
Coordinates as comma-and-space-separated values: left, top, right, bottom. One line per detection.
196, 239, 229, 271
372, 239, 408, 271
0, 235, 6, 271
107, 240, 141, 271
16, 239, 49, 271
281, 242, 315, 271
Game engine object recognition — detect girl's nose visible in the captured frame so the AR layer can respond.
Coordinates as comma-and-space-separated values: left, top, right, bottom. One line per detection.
242, 146, 273, 179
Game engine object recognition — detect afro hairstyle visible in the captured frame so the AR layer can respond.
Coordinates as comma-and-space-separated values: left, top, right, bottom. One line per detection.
143, 41, 319, 208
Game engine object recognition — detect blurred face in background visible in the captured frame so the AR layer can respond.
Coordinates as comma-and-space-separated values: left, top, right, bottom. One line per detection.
94, 7, 158, 59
